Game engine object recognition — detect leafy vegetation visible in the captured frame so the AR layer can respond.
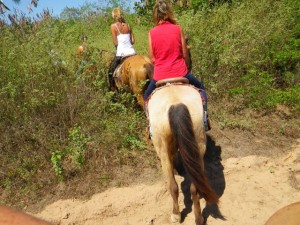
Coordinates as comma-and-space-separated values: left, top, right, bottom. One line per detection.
180, 0, 299, 112
0, 0, 299, 208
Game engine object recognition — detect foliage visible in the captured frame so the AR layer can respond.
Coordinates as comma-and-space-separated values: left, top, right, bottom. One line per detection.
0, 1, 150, 207
67, 125, 91, 166
190, 0, 233, 11
50, 150, 66, 180
180, 0, 300, 112
50, 125, 91, 179
133, 0, 234, 21
134, 0, 155, 25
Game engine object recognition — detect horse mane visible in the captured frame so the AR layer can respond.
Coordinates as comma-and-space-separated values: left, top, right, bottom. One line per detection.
168, 103, 219, 204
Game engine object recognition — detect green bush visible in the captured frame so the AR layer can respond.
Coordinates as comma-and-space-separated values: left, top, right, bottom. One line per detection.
180, 0, 299, 111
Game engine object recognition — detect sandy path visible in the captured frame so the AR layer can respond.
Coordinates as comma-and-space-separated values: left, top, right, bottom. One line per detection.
33, 139, 300, 225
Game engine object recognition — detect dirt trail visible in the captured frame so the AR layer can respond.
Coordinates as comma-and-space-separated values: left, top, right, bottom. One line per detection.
32, 137, 300, 225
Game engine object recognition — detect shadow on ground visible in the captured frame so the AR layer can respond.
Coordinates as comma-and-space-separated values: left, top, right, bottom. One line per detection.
174, 134, 226, 223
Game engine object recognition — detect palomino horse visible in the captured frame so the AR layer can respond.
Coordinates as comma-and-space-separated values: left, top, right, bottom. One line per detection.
147, 82, 219, 225
113, 54, 153, 108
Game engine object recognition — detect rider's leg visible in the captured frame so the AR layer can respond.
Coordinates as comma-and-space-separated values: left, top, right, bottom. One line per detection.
144, 79, 157, 140
143, 79, 157, 101
184, 73, 211, 131
108, 56, 122, 91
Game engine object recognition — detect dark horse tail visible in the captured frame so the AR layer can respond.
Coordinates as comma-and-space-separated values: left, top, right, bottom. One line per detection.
168, 103, 219, 204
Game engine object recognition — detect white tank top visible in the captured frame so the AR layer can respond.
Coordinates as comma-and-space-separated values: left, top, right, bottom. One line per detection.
115, 24, 136, 57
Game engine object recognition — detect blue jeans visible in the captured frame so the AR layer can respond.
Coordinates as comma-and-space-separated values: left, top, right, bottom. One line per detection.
143, 79, 156, 100
185, 73, 207, 111
143, 74, 207, 111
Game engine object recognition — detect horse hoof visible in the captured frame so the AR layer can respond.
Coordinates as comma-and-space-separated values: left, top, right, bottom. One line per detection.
171, 213, 181, 223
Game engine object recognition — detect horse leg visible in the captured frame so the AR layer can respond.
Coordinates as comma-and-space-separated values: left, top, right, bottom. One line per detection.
190, 183, 204, 225
192, 136, 206, 225
159, 146, 181, 223
170, 174, 180, 223
129, 71, 145, 108
136, 94, 144, 109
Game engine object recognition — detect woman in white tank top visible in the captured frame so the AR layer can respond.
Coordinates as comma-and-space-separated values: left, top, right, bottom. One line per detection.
108, 7, 136, 91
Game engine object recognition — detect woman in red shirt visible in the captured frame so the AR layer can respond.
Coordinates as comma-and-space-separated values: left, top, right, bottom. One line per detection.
144, 0, 210, 130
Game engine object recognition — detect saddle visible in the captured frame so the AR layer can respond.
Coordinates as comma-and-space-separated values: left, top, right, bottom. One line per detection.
155, 77, 189, 87
147, 77, 205, 112
113, 54, 136, 79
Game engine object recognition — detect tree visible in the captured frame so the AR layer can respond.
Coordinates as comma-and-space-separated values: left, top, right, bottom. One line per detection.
0, 0, 38, 15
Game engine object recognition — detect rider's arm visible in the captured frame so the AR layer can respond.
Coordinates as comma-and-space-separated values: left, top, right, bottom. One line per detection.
128, 24, 135, 45
110, 24, 118, 48
148, 32, 155, 64
180, 27, 189, 66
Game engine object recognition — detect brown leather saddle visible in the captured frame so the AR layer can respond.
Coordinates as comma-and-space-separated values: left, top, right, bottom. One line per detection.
113, 55, 135, 79
155, 77, 189, 88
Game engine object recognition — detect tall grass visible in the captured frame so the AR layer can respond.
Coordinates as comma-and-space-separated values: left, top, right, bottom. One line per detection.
180, 0, 299, 112
0, 11, 152, 207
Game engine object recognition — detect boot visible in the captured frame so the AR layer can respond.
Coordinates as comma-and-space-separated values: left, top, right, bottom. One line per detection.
147, 125, 152, 140
108, 73, 116, 91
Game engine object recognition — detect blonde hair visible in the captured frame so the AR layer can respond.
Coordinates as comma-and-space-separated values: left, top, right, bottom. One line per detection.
112, 7, 125, 23
153, 0, 176, 25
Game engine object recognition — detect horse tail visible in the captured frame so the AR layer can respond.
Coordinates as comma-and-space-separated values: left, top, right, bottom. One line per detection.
168, 103, 219, 204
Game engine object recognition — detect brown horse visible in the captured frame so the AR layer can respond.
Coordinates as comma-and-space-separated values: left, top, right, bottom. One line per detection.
114, 54, 153, 108
147, 83, 219, 225
0, 206, 52, 225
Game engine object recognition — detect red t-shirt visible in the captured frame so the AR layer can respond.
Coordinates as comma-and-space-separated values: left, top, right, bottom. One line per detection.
150, 21, 188, 81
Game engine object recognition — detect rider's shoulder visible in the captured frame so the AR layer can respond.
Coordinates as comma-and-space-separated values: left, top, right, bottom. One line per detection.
110, 23, 117, 29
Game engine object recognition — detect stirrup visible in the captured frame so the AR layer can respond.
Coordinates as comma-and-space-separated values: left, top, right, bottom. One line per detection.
204, 111, 211, 131
147, 125, 153, 139
206, 118, 211, 131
